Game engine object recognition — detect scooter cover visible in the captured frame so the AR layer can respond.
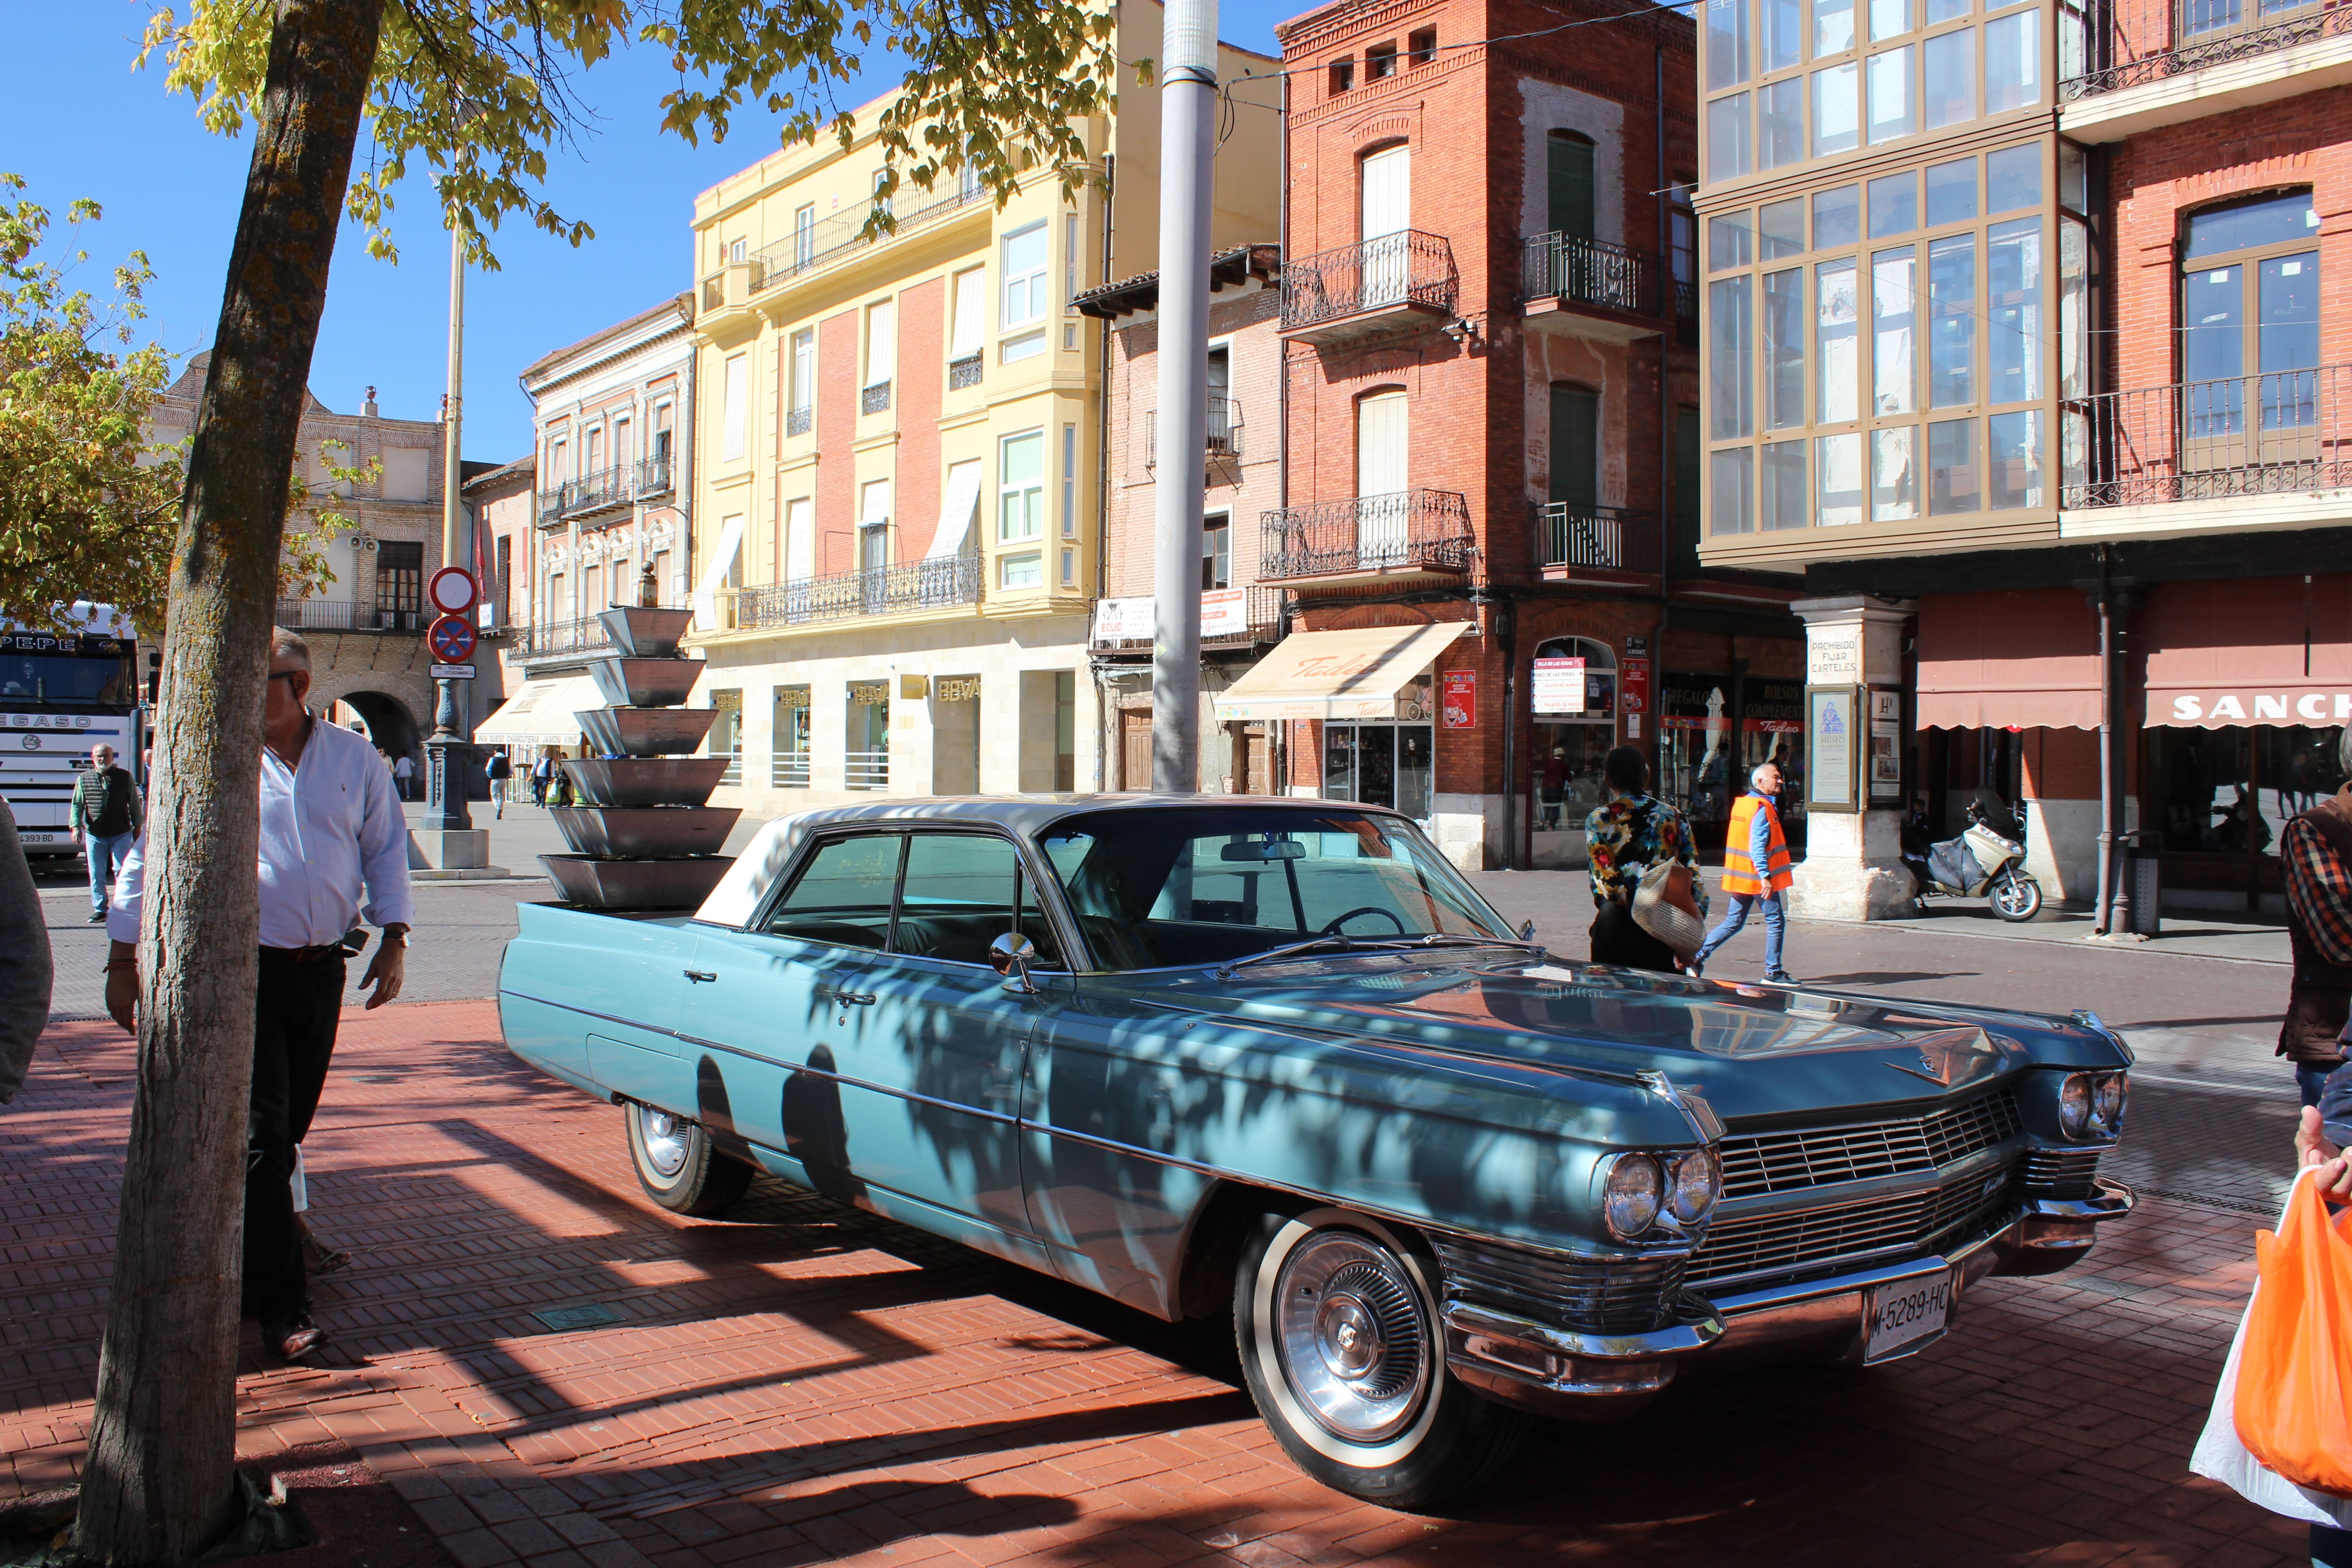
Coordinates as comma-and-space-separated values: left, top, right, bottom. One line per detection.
1927, 836, 1986, 892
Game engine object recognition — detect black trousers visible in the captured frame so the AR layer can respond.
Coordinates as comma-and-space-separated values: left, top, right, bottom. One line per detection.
245, 948, 346, 1323
1588, 900, 1680, 974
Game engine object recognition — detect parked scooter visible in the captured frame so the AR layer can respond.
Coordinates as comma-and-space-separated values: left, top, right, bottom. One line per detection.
1901, 788, 2044, 921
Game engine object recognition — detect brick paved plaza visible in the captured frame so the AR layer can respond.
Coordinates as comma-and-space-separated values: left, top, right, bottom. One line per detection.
0, 998, 2318, 1567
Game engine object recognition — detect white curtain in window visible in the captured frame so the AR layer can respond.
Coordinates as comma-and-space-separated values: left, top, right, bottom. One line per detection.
864, 301, 895, 389
784, 497, 814, 583
1356, 392, 1410, 564
950, 269, 988, 358
721, 355, 747, 461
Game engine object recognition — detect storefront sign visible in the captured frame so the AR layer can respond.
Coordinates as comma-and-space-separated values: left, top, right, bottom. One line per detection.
1092, 591, 1250, 643
1441, 670, 1476, 729
1807, 686, 1859, 812
2156, 688, 2352, 726
1621, 656, 1651, 718
1531, 657, 1587, 715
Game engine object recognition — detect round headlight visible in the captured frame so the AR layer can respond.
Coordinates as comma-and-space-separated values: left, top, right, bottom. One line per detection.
2094, 1071, 2127, 1132
2058, 1073, 2093, 1138
1603, 1153, 1663, 1240
1669, 1149, 1720, 1223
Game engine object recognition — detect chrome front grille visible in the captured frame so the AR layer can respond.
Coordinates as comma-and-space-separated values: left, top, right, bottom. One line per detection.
1435, 1236, 1686, 1335
2023, 1147, 2103, 1198
1717, 1088, 2023, 1199
1686, 1164, 2017, 1290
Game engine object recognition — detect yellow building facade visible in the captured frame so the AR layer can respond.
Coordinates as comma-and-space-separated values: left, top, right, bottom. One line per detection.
685, 2, 1279, 810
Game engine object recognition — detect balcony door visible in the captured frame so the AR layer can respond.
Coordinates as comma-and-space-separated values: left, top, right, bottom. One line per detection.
2179, 191, 2321, 481
1546, 385, 1607, 568
1360, 143, 1411, 308
1356, 391, 1409, 566
1546, 132, 1595, 240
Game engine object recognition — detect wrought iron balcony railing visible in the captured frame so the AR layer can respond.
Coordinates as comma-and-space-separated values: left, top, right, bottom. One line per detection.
786, 405, 813, 437
861, 381, 892, 415
718, 552, 983, 632
274, 598, 427, 634
948, 353, 983, 391
636, 456, 673, 499
1144, 397, 1243, 468
536, 487, 564, 523
2062, 0, 2352, 97
1280, 231, 1457, 333
1534, 503, 1662, 574
1259, 490, 1475, 581
745, 183, 990, 298
1521, 232, 1667, 318
562, 465, 632, 515
1089, 584, 1289, 653
2062, 361, 2352, 507
512, 614, 616, 661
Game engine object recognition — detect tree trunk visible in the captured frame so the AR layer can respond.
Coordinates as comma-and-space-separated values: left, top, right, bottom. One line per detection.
75, 4, 381, 1562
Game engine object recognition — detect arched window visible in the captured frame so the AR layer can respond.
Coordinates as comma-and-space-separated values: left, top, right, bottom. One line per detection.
2178, 190, 2319, 455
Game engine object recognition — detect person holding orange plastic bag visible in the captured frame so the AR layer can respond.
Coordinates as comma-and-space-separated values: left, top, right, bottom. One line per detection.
2193, 1060, 2352, 1564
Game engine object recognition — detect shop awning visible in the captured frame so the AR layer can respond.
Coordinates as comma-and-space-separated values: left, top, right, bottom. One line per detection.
1211, 622, 1471, 722
2142, 574, 2352, 727
1915, 588, 2102, 730
474, 676, 606, 747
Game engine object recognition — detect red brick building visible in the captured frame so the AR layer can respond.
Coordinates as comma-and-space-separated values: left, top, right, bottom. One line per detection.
1694, 0, 2352, 921
1264, 0, 1800, 871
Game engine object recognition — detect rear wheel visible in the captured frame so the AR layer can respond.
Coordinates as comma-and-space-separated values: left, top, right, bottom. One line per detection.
1233, 1206, 1526, 1509
1989, 868, 2043, 922
625, 1103, 754, 1216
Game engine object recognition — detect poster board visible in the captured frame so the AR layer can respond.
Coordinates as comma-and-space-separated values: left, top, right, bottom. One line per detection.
1805, 685, 1861, 813
1867, 686, 1903, 804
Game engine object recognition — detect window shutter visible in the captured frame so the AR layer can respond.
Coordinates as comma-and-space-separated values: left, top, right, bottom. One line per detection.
1547, 133, 1595, 240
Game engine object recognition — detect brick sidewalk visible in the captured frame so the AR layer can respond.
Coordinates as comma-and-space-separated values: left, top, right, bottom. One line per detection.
0, 1003, 2315, 1567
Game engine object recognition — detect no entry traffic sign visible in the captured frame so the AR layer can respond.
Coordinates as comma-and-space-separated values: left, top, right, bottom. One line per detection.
427, 566, 478, 616
428, 614, 478, 664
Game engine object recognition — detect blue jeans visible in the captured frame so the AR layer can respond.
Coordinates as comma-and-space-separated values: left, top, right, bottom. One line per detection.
84, 829, 134, 914
2298, 1061, 2347, 1109
1695, 890, 1787, 975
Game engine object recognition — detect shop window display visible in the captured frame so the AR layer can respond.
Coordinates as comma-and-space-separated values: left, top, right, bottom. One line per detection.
1530, 638, 1618, 844
2146, 724, 2345, 882
1318, 671, 1436, 820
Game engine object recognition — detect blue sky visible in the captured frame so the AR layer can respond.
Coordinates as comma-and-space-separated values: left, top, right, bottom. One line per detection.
4, 2, 1296, 462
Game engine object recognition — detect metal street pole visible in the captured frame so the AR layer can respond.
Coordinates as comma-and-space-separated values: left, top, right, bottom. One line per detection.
426, 220, 473, 831
1150, 0, 1217, 794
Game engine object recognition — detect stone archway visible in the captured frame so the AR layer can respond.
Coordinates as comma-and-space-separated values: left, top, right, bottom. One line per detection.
330, 689, 422, 798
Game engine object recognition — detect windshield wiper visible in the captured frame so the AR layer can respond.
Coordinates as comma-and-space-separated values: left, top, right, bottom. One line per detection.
1214, 930, 1545, 981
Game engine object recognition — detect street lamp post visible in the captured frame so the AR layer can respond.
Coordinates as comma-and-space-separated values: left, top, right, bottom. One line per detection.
426, 220, 474, 834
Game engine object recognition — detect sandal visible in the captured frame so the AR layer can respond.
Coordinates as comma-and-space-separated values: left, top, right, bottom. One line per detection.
301, 1235, 351, 1276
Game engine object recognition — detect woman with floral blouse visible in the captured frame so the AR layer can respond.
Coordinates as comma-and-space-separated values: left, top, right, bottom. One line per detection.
1583, 746, 1708, 972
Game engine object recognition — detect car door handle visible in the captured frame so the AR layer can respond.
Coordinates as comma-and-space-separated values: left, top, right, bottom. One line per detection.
825, 990, 877, 1005
683, 969, 717, 984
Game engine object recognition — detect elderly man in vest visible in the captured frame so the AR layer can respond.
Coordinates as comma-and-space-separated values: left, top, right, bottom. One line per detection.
1690, 761, 1796, 984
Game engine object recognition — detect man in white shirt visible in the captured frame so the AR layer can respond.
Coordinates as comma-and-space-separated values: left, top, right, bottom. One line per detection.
103, 627, 414, 1363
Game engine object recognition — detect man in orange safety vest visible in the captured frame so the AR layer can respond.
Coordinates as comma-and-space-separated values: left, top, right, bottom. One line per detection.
1690, 760, 1796, 984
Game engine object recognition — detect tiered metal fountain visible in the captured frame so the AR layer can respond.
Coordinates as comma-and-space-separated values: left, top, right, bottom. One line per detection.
540, 606, 740, 909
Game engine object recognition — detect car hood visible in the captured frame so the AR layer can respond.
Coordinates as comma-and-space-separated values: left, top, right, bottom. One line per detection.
1112, 953, 2129, 1124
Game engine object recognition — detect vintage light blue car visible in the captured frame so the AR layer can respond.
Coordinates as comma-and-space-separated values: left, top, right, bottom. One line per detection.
498, 796, 2135, 1505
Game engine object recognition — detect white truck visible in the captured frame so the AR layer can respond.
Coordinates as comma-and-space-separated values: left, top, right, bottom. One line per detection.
1, 604, 144, 859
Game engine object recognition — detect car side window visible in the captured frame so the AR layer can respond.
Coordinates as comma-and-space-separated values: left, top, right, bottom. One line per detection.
895, 832, 1022, 965
764, 833, 902, 950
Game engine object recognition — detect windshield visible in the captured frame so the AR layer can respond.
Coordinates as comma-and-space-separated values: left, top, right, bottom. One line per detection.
1039, 806, 1515, 972
0, 651, 133, 705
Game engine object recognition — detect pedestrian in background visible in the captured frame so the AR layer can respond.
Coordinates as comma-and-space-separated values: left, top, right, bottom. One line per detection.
70, 742, 141, 924
104, 627, 414, 1364
391, 749, 417, 802
1691, 760, 1796, 984
2279, 727, 2352, 1107
530, 748, 554, 807
485, 746, 512, 820
0, 800, 53, 1105
1583, 746, 1706, 973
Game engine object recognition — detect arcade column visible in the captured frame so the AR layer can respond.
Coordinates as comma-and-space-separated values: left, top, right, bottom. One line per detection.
1787, 595, 1916, 921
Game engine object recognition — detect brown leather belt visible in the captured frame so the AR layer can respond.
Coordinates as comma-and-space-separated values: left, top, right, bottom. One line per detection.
260, 943, 348, 963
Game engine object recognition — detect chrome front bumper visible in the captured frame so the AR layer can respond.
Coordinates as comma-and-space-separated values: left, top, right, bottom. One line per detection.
1444, 1179, 2135, 1420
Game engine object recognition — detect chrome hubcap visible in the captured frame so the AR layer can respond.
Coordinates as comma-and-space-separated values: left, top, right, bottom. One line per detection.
1274, 1232, 1430, 1443
638, 1107, 690, 1178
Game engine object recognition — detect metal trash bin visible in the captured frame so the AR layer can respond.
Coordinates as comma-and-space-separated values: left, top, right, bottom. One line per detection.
2117, 834, 2161, 936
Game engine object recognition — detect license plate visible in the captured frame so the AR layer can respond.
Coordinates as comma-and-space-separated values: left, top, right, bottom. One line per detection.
1863, 1271, 1951, 1363
19, 831, 59, 845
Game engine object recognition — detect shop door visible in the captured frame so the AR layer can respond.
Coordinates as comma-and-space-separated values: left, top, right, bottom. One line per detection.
1121, 708, 1152, 792
1357, 724, 1398, 809
1238, 729, 1269, 795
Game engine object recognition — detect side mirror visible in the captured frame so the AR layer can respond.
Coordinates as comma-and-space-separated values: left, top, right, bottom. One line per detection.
990, 931, 1038, 994
1519, 919, 1537, 942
